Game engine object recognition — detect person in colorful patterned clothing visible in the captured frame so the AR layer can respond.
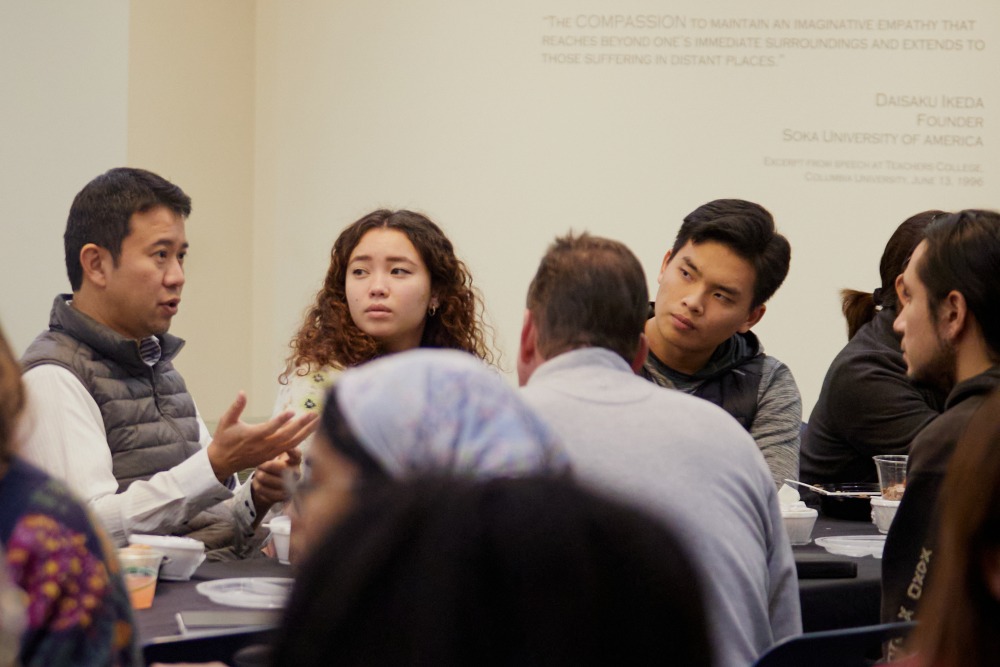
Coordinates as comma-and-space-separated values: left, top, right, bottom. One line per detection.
0, 323, 139, 666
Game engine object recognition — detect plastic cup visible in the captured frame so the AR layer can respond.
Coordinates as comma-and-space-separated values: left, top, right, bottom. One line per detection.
873, 455, 908, 500
268, 516, 291, 565
118, 547, 164, 610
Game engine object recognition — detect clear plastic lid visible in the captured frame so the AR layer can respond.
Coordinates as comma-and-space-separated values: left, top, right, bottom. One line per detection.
195, 578, 294, 609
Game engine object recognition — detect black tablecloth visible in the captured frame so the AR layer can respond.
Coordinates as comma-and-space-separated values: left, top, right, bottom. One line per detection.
137, 516, 883, 642
794, 516, 882, 632
136, 558, 292, 641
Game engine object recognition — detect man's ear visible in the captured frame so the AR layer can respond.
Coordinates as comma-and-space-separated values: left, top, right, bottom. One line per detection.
657, 249, 674, 283
517, 309, 540, 387
938, 290, 968, 344
630, 333, 649, 374
79, 243, 111, 289
737, 303, 766, 334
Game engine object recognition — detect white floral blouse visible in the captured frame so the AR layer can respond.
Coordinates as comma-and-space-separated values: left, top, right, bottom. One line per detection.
272, 365, 343, 456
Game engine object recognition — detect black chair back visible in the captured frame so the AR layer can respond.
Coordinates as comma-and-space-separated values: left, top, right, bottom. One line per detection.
752, 621, 916, 667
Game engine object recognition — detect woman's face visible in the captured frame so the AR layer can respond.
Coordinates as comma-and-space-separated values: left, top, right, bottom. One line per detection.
345, 228, 436, 353
289, 432, 361, 562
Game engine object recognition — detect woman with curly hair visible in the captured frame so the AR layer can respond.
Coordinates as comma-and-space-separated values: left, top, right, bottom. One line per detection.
272, 209, 495, 447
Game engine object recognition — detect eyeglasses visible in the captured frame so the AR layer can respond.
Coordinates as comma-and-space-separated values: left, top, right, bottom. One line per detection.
281, 459, 361, 515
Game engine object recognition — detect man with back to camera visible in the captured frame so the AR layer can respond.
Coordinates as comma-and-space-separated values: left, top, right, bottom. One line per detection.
518, 232, 801, 667
642, 199, 801, 487
17, 167, 317, 556
881, 210, 1000, 654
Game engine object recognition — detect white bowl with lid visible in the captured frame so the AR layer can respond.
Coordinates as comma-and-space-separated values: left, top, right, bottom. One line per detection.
266, 516, 292, 565
870, 497, 901, 534
128, 534, 206, 581
781, 501, 818, 545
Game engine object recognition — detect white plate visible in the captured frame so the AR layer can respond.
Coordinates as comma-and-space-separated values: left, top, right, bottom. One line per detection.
195, 577, 294, 609
815, 535, 886, 559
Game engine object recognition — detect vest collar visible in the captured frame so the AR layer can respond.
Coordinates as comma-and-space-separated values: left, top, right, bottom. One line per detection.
49, 294, 186, 371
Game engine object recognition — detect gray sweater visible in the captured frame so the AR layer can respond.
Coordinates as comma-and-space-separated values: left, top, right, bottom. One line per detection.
643, 331, 801, 488
522, 348, 802, 667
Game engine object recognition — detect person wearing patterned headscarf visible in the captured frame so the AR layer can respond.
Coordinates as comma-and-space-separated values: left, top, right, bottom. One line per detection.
288, 349, 569, 561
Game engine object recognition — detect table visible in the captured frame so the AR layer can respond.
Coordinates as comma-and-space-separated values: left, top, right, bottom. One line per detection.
139, 516, 882, 642
136, 558, 292, 642
794, 516, 883, 633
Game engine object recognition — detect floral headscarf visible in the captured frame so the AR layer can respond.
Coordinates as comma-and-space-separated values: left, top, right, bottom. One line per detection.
322, 349, 569, 479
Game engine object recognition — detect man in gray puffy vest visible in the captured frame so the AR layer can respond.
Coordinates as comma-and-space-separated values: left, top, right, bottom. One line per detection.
18, 168, 316, 556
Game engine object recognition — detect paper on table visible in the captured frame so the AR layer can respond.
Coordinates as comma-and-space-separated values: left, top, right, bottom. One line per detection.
815, 535, 886, 559
176, 609, 281, 635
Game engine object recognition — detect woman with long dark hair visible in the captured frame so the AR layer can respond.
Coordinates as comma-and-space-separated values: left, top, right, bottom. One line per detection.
801, 211, 948, 486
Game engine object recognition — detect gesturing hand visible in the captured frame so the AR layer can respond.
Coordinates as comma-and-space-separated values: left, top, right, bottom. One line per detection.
207, 391, 318, 483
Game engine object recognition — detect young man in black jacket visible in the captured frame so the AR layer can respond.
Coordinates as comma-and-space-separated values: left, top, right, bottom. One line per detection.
642, 199, 800, 487
881, 209, 1000, 658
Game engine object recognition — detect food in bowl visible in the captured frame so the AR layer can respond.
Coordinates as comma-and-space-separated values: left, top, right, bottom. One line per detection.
881, 483, 906, 501
813, 483, 881, 521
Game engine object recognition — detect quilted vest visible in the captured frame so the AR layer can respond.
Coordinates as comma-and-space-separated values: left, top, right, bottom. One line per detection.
690, 354, 765, 431
642, 303, 765, 431
21, 295, 202, 492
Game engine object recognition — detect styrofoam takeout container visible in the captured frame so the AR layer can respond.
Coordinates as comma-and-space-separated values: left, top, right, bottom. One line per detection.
128, 534, 206, 581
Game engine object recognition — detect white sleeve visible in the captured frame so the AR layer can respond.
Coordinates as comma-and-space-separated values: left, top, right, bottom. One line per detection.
18, 365, 233, 546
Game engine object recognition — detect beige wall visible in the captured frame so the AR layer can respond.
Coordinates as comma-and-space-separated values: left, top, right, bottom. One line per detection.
128, 0, 257, 421
4, 1, 999, 423
0, 1, 129, 355
250, 0, 1000, 418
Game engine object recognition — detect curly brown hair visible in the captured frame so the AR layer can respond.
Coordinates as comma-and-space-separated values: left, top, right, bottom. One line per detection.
0, 325, 26, 462
281, 210, 495, 381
